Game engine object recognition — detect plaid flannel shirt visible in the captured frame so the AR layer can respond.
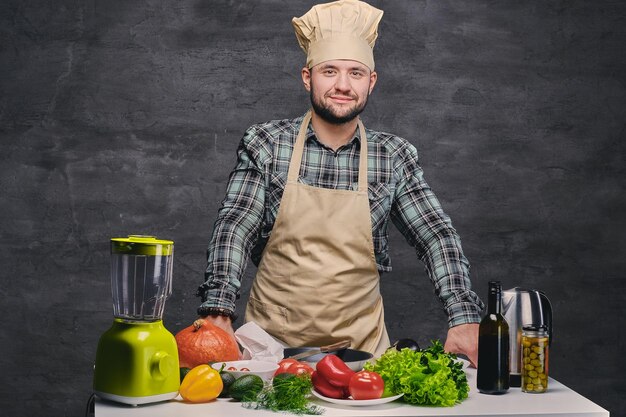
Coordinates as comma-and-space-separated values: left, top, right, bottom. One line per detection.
197, 114, 484, 327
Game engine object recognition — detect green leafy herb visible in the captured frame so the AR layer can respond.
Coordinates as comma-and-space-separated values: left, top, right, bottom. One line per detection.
242, 373, 323, 415
364, 340, 469, 407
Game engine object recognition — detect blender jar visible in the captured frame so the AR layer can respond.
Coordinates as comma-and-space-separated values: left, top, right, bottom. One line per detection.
110, 235, 174, 321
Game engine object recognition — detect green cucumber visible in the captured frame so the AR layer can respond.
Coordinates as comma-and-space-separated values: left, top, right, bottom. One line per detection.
229, 374, 264, 401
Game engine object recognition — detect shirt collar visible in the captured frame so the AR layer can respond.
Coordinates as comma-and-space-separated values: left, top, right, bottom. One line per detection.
303, 116, 362, 151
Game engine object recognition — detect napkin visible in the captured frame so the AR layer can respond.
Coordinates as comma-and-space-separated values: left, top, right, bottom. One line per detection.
234, 321, 286, 362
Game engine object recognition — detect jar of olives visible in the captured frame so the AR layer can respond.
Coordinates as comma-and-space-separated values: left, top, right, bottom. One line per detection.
521, 325, 549, 393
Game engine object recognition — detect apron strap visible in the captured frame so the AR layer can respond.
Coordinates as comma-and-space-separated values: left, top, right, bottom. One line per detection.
287, 111, 311, 183
288, 110, 369, 193
357, 120, 368, 192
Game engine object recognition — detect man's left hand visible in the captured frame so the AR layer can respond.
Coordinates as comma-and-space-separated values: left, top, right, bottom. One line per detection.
443, 323, 479, 368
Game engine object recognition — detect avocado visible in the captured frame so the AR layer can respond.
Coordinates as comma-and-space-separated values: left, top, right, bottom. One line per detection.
218, 371, 237, 398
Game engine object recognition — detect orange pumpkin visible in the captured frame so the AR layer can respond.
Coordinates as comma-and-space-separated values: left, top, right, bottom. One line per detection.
175, 319, 240, 368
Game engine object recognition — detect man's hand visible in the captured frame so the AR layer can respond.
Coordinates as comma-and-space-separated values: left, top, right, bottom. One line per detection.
443, 323, 479, 368
199, 315, 243, 359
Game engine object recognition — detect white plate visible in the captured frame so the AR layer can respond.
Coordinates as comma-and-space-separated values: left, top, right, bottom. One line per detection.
311, 390, 404, 406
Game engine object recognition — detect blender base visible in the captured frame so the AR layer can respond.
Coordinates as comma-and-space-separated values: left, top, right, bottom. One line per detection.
93, 319, 180, 404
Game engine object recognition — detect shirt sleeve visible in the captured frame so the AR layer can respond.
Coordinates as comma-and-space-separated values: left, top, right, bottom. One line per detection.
390, 144, 484, 327
196, 126, 267, 316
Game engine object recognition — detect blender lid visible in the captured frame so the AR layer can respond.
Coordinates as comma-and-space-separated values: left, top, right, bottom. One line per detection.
111, 235, 174, 256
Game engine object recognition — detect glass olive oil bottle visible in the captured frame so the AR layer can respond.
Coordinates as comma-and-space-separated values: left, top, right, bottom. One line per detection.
477, 281, 510, 394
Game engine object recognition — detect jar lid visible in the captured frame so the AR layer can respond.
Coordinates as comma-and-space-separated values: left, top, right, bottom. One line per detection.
111, 235, 174, 256
522, 324, 549, 332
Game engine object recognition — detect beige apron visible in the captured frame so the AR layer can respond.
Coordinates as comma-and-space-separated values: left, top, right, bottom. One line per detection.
244, 111, 390, 357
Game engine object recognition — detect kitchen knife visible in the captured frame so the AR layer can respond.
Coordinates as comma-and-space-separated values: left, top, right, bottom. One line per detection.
287, 340, 351, 361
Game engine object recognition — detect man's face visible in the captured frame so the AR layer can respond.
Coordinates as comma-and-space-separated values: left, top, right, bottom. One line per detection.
303, 60, 377, 125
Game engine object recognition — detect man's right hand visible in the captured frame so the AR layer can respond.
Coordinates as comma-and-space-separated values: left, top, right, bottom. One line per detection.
200, 315, 242, 359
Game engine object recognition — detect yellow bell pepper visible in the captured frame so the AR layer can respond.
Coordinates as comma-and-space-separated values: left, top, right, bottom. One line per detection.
179, 364, 223, 403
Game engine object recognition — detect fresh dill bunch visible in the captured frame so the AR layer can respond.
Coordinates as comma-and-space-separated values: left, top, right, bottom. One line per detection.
243, 373, 324, 415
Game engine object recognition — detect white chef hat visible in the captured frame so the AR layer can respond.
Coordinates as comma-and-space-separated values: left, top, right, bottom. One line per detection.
292, 0, 384, 71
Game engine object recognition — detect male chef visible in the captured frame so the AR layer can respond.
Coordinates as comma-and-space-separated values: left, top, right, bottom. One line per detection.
195, 0, 484, 365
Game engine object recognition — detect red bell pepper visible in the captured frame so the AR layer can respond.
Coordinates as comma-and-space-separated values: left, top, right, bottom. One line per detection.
316, 354, 355, 388
312, 371, 348, 399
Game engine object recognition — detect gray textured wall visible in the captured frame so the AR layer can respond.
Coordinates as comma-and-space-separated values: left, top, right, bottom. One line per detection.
1, 1, 624, 416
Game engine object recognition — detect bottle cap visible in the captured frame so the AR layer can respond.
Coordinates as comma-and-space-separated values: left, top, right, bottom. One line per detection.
488, 281, 502, 294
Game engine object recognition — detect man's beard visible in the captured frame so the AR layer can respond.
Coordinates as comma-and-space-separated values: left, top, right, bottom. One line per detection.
310, 81, 369, 125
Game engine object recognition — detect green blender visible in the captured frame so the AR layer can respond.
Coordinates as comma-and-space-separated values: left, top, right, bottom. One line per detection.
93, 235, 179, 405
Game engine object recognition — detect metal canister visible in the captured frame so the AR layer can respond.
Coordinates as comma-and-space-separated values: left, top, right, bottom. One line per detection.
521, 325, 550, 393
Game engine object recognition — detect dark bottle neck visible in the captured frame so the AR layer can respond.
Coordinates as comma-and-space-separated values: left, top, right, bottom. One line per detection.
487, 282, 502, 315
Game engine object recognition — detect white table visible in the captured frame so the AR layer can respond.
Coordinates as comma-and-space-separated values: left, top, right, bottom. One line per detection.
95, 366, 610, 417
